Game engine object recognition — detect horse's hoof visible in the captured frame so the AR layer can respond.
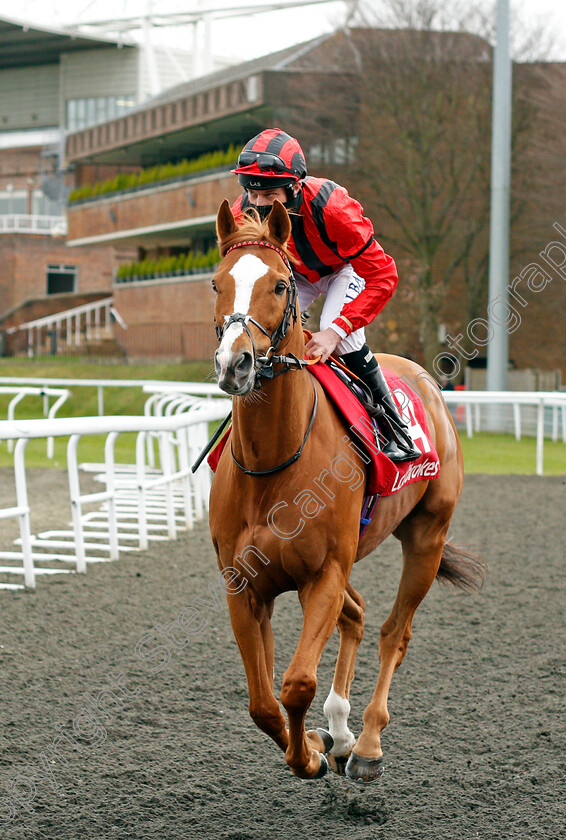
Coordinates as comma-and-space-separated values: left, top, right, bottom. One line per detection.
314, 751, 329, 779
306, 728, 334, 754
291, 750, 329, 781
327, 753, 348, 775
345, 751, 384, 783
315, 728, 334, 754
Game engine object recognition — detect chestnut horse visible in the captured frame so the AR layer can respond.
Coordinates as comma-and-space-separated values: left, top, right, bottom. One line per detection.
209, 199, 485, 783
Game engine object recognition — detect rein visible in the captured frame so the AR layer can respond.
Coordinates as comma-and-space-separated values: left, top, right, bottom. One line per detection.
230, 377, 318, 476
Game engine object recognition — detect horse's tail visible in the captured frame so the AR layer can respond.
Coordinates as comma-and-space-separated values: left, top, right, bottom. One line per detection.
436, 541, 487, 592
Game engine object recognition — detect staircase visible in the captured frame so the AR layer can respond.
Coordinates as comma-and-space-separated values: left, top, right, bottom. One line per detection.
3, 297, 127, 359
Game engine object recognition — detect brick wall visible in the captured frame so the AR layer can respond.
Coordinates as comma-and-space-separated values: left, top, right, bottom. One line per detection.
0, 146, 44, 186
0, 235, 116, 321
113, 275, 217, 360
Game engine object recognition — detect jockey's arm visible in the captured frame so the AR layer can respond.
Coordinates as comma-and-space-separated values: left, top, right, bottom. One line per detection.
332, 239, 398, 338
304, 327, 342, 362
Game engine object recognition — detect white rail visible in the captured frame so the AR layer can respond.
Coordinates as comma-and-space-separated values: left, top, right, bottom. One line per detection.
441, 390, 566, 475
0, 386, 70, 458
0, 214, 67, 235
0, 402, 231, 590
0, 377, 222, 415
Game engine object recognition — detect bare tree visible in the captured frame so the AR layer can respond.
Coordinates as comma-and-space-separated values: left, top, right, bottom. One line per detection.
328, 0, 555, 371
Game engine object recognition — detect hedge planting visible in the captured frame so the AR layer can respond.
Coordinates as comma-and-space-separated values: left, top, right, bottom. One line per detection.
68, 144, 240, 204
115, 246, 220, 282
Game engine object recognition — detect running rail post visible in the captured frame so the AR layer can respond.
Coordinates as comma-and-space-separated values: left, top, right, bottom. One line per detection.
67, 433, 87, 573
465, 403, 473, 439
513, 402, 521, 442
14, 438, 35, 589
6, 393, 26, 453
536, 398, 544, 476
104, 431, 120, 561
46, 389, 71, 459
160, 430, 177, 540
177, 425, 194, 531
136, 431, 149, 551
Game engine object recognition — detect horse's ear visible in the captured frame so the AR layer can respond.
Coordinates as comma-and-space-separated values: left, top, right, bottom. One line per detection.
217, 199, 238, 248
267, 200, 291, 247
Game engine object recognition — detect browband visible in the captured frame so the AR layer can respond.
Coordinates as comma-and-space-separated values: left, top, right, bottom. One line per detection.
225, 240, 293, 273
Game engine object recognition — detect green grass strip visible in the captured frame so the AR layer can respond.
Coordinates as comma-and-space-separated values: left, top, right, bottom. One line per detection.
0, 360, 564, 474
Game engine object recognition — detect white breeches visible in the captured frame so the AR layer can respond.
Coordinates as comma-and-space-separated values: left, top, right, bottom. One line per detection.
294, 264, 366, 355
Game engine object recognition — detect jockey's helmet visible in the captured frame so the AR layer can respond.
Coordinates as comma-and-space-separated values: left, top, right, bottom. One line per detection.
233, 128, 307, 191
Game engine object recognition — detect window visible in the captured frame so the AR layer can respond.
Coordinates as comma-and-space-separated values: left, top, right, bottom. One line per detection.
308, 137, 358, 166
47, 265, 77, 295
66, 95, 136, 131
0, 190, 26, 214
33, 190, 61, 217
246, 75, 259, 103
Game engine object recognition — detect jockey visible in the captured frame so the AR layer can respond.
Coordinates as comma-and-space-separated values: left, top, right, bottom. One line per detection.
231, 127, 420, 462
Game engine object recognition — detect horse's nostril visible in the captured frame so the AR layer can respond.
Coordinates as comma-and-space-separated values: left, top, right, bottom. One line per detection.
235, 351, 253, 375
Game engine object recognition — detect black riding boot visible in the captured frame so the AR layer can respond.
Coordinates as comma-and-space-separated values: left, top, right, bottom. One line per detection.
341, 346, 421, 462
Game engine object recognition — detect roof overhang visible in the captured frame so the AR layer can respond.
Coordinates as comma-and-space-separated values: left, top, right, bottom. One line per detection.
65, 107, 273, 167
0, 14, 132, 70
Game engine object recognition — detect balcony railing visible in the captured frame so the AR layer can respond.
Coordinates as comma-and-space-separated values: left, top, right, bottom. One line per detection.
0, 215, 67, 236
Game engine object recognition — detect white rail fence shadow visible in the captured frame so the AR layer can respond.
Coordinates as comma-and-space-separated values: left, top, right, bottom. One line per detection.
0, 400, 230, 591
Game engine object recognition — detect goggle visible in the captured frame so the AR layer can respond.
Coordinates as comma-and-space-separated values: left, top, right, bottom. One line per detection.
237, 150, 289, 175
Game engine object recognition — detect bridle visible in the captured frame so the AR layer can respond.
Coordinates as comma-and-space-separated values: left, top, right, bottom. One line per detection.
215, 239, 315, 385
214, 238, 319, 476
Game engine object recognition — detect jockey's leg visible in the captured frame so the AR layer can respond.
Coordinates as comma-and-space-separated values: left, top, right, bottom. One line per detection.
319, 266, 420, 461
341, 346, 421, 462
293, 270, 323, 323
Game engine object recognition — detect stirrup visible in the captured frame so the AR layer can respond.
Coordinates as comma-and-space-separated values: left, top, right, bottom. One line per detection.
381, 437, 421, 462
376, 411, 421, 462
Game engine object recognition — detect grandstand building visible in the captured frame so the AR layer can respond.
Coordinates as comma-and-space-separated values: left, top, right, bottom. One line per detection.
0, 14, 206, 356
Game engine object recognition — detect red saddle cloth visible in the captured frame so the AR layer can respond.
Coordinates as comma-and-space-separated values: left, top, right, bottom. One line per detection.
208, 363, 440, 496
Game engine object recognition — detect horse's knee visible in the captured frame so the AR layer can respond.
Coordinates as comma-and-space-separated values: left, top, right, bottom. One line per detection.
342, 610, 364, 641
280, 673, 317, 713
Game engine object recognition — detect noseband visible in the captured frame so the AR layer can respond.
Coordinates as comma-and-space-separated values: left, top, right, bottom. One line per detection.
215, 239, 305, 385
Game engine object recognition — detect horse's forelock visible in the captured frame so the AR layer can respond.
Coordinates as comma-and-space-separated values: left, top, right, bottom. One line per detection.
218, 213, 292, 263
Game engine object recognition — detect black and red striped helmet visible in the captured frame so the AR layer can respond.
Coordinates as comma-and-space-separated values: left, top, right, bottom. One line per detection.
233, 128, 307, 190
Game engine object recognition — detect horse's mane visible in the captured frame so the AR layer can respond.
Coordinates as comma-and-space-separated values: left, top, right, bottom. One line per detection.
218, 210, 293, 262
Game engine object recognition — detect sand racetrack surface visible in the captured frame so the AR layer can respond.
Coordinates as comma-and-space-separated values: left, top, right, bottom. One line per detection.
0, 472, 564, 840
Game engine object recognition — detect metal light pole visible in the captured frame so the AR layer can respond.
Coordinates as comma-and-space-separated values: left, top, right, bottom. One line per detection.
486, 0, 512, 415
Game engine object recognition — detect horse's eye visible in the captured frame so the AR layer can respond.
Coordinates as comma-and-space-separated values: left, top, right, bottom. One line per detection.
211, 277, 218, 293
274, 281, 287, 295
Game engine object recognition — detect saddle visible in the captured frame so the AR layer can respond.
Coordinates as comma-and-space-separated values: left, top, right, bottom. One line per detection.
208, 359, 439, 500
